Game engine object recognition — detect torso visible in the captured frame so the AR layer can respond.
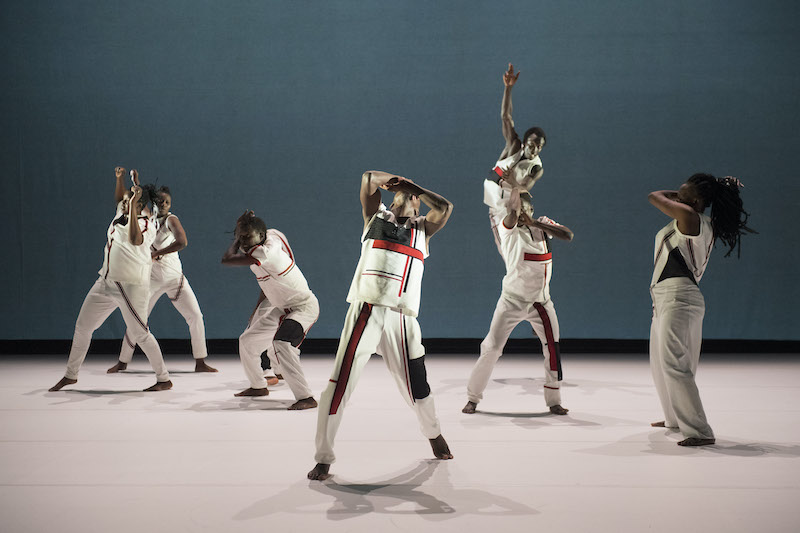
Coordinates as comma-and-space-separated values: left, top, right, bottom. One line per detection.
151, 213, 183, 281
99, 201, 158, 285
651, 213, 714, 288
495, 213, 553, 304
247, 229, 314, 309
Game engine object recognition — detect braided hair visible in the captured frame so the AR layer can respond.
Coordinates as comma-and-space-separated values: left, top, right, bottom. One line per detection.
138, 183, 159, 212
687, 173, 754, 257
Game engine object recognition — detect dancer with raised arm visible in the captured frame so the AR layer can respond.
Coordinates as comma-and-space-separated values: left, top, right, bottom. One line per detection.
648, 174, 753, 446
308, 171, 454, 481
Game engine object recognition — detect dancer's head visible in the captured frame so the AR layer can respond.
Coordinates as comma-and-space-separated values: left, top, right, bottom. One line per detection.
681, 173, 753, 257
155, 185, 172, 217
522, 127, 546, 159
391, 191, 421, 216
235, 211, 267, 250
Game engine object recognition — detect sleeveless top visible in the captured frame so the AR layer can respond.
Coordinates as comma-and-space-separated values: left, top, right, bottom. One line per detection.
99, 201, 157, 285
151, 213, 183, 281
651, 213, 714, 288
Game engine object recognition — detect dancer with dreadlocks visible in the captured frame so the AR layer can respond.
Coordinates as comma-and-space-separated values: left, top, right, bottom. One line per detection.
50, 167, 172, 392
107, 185, 217, 374
648, 173, 753, 446
221, 210, 318, 410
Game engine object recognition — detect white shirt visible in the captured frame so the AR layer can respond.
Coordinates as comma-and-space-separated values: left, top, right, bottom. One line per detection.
247, 229, 314, 309
151, 213, 183, 281
495, 213, 554, 304
99, 202, 158, 285
651, 213, 714, 288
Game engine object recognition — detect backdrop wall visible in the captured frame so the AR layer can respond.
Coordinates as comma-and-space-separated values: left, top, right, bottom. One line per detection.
2, 0, 797, 341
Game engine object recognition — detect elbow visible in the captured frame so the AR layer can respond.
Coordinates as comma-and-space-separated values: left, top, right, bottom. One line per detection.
177, 238, 188, 250
565, 231, 574, 242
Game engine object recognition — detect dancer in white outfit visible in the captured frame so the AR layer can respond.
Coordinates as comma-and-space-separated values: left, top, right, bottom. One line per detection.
50, 167, 172, 392
108, 186, 217, 374
648, 173, 753, 446
485, 63, 547, 255
308, 171, 454, 481
464, 183, 573, 415
221, 211, 317, 410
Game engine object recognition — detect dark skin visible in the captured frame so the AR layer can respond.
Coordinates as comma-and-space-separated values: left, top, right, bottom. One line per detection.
308, 171, 454, 481
499, 63, 544, 190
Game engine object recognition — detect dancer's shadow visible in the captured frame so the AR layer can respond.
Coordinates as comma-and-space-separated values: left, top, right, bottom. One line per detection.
187, 397, 294, 411
234, 460, 538, 522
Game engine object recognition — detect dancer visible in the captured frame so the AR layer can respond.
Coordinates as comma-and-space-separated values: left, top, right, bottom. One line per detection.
221, 211, 317, 410
485, 63, 547, 254
108, 185, 217, 374
464, 184, 573, 415
648, 174, 753, 446
308, 171, 454, 481
50, 167, 172, 392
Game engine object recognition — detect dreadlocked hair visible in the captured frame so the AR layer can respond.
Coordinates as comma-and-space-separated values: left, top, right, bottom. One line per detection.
139, 183, 159, 211
687, 173, 755, 257
239, 215, 267, 238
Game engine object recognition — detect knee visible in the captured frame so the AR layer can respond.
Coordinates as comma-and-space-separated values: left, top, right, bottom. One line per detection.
127, 329, 151, 345
274, 319, 305, 348
409, 356, 431, 400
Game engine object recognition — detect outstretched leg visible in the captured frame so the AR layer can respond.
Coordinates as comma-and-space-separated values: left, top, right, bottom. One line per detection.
530, 300, 566, 413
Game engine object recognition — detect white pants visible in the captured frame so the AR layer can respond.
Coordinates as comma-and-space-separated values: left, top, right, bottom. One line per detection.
467, 295, 563, 407
239, 296, 317, 400
119, 274, 207, 363
650, 279, 714, 439
314, 301, 442, 464
66, 277, 170, 382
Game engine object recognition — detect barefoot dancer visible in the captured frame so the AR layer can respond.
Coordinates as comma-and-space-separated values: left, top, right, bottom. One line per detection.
464, 185, 573, 415
108, 185, 217, 374
484, 63, 547, 255
221, 211, 318, 410
308, 171, 454, 481
50, 168, 172, 392
648, 174, 754, 446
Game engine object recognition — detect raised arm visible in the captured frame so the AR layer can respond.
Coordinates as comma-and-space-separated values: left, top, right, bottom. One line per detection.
221, 211, 260, 266
648, 190, 700, 236
152, 215, 188, 260
360, 171, 400, 226
384, 176, 453, 239
500, 63, 522, 159
114, 167, 127, 204
525, 215, 574, 242
128, 186, 144, 245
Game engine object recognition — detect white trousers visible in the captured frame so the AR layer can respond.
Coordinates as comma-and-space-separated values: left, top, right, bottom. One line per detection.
467, 295, 563, 407
650, 279, 714, 439
239, 296, 317, 400
66, 277, 170, 382
314, 301, 442, 464
119, 274, 207, 362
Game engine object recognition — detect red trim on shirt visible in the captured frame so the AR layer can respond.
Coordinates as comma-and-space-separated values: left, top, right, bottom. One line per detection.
275, 234, 296, 275
493, 166, 504, 177
246, 245, 262, 267
398, 256, 411, 297
371, 240, 424, 262
524, 252, 552, 261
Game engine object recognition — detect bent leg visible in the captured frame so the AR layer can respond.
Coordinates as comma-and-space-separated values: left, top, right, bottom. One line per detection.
239, 303, 281, 389
115, 282, 170, 383
169, 277, 209, 360
119, 284, 163, 364
65, 279, 118, 380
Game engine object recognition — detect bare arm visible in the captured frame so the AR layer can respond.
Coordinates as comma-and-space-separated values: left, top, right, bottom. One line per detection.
500, 63, 522, 159
524, 215, 574, 241
152, 215, 188, 260
114, 167, 127, 204
360, 171, 399, 226
648, 190, 700, 236
128, 186, 144, 245
502, 186, 524, 229
383, 177, 453, 239
221, 238, 259, 266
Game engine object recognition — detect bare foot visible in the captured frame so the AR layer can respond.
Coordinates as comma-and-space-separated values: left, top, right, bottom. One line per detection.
194, 360, 218, 373
234, 387, 269, 397
651, 421, 666, 427
288, 397, 318, 410
462, 401, 477, 414
107, 361, 127, 373
266, 376, 279, 386
677, 437, 715, 447
144, 380, 173, 391
308, 463, 331, 480
429, 434, 453, 460
49, 377, 77, 391
549, 404, 569, 415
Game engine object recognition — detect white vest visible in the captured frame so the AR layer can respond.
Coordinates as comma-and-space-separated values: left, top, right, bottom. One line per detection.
495, 213, 554, 304
151, 213, 183, 281
347, 205, 428, 317
651, 213, 714, 288
99, 202, 157, 285
247, 229, 314, 309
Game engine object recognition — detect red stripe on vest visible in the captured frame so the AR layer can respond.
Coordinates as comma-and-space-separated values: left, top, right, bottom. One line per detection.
524, 252, 552, 261
371, 240, 424, 262
493, 166, 504, 177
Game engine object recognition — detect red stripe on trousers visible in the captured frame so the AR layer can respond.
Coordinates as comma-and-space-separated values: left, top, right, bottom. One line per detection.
371, 240, 424, 262
533, 302, 558, 371
329, 303, 372, 415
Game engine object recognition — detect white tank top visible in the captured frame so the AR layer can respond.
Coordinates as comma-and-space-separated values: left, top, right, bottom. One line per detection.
651, 213, 714, 288
247, 229, 315, 309
151, 213, 183, 281
99, 202, 157, 285
494, 213, 554, 304
347, 205, 428, 317
490, 150, 542, 195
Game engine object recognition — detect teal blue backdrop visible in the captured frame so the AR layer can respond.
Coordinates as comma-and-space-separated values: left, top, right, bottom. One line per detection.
2, 1, 797, 341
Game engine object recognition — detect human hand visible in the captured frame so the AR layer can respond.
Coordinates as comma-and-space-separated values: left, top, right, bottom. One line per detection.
115, 167, 126, 179
722, 176, 744, 188
131, 185, 143, 201
130, 169, 140, 186
503, 63, 520, 87
381, 176, 415, 193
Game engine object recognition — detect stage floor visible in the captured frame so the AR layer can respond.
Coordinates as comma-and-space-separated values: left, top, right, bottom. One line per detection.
1, 353, 798, 533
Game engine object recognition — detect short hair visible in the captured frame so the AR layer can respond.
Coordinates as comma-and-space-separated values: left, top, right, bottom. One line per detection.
523, 127, 547, 145
156, 185, 171, 197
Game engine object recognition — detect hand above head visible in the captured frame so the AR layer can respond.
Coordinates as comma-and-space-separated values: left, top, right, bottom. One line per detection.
503, 63, 520, 87
115, 166, 126, 180
518, 211, 535, 226
722, 176, 744, 188
130, 169, 140, 186
131, 185, 143, 201
381, 176, 416, 193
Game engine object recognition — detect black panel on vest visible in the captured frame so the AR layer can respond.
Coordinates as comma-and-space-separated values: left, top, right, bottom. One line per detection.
408, 356, 431, 399
364, 216, 413, 246
657, 247, 697, 285
274, 319, 305, 347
